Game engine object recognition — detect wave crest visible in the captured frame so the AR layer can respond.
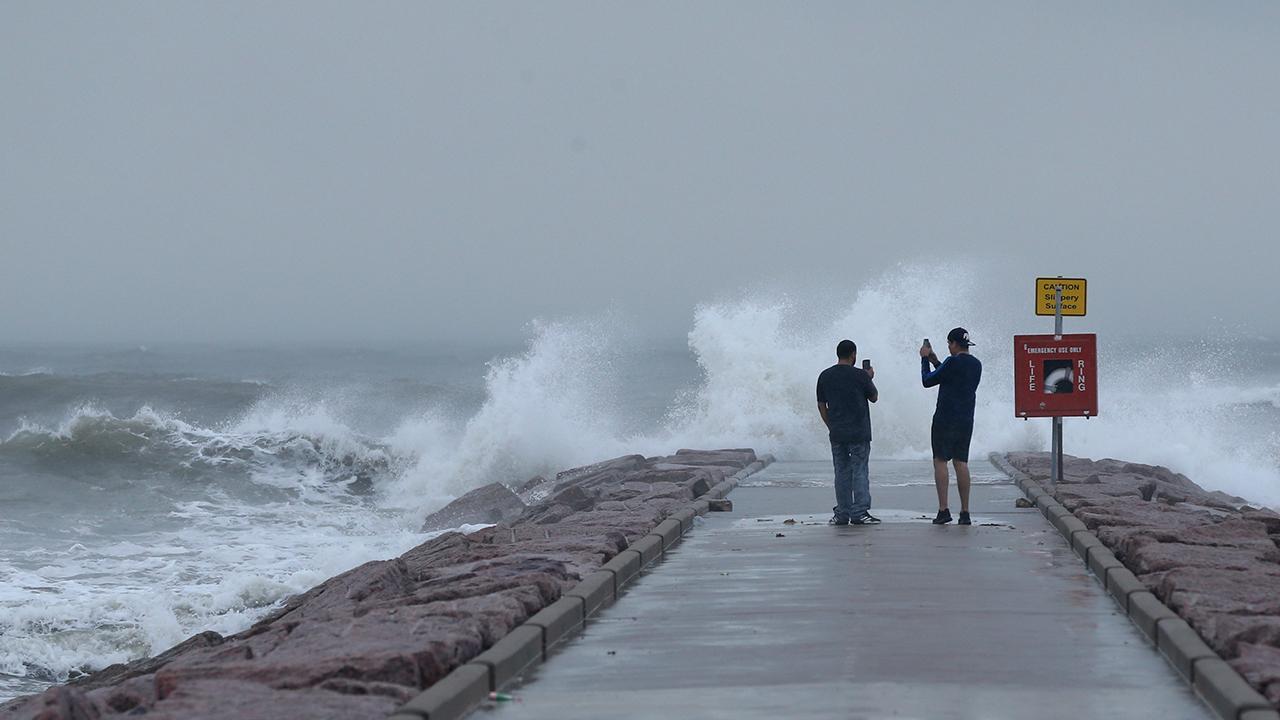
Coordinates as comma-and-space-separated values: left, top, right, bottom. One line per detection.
1, 404, 399, 491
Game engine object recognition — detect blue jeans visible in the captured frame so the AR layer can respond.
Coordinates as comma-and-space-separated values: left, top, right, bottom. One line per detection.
831, 440, 871, 520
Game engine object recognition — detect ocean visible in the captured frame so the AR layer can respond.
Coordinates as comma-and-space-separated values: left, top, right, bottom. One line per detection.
3, 271, 1279, 702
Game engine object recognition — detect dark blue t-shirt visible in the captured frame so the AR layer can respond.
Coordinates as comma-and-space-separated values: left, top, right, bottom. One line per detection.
816, 364, 877, 443
922, 353, 982, 427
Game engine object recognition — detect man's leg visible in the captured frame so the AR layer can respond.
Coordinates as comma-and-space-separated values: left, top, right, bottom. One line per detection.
831, 442, 854, 521
933, 459, 950, 511
953, 426, 974, 523
849, 441, 871, 518
930, 421, 954, 523
954, 461, 971, 513
930, 420, 950, 511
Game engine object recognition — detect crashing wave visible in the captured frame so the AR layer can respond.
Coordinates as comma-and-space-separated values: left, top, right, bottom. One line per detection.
0, 404, 401, 492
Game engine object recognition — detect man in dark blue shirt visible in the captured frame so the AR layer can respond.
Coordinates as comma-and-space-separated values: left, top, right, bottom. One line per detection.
920, 327, 982, 525
817, 339, 879, 526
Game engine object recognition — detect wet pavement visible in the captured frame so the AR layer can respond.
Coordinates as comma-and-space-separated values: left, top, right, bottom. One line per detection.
479, 459, 1213, 719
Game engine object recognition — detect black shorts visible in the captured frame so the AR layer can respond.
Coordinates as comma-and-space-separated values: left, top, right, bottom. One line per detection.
931, 421, 973, 463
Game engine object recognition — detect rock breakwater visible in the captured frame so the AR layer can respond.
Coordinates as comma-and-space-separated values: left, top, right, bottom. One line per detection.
2, 449, 762, 720
1006, 452, 1280, 708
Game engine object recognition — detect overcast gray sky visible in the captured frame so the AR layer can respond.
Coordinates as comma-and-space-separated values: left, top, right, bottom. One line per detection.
2, 2, 1277, 344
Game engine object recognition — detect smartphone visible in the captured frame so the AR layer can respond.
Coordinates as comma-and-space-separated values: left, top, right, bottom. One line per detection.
923, 338, 931, 349
862, 359, 871, 370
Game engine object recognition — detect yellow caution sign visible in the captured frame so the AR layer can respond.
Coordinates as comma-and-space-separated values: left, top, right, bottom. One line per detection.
1035, 277, 1087, 316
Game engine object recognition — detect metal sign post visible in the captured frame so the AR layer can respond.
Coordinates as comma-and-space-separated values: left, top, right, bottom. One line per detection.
1052, 286, 1063, 485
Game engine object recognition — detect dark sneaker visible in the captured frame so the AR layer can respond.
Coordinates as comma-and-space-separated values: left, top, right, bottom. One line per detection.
828, 516, 850, 526
932, 508, 953, 525
851, 512, 881, 525
958, 511, 972, 525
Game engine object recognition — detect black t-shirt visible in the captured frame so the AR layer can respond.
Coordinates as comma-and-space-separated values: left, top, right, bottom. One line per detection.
816, 364, 877, 443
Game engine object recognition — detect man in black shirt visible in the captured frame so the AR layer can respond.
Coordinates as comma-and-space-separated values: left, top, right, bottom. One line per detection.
816, 339, 880, 526
920, 327, 983, 525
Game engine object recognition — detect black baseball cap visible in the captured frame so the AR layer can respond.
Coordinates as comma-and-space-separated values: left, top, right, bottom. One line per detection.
947, 327, 975, 347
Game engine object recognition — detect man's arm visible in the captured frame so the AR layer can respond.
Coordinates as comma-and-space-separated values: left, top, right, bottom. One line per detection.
866, 378, 879, 404
922, 356, 949, 388
816, 377, 830, 428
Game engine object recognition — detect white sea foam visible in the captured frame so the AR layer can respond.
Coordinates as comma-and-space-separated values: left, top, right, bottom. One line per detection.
0, 507, 473, 690
0, 367, 53, 377
385, 318, 638, 512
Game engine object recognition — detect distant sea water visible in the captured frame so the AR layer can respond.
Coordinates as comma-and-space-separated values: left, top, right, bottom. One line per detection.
3, 268, 1278, 701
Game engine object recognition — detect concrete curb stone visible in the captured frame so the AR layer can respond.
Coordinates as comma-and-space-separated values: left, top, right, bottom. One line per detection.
1086, 544, 1124, 581
712, 480, 738, 498
1128, 592, 1177, 644
671, 508, 697, 532
567, 570, 615, 617
692, 499, 711, 515
649, 518, 683, 550
1156, 618, 1219, 683
1058, 515, 1088, 541
630, 534, 664, 565
1041, 504, 1071, 533
1071, 530, 1104, 562
1194, 658, 1275, 720
1105, 567, 1146, 611
600, 551, 642, 591
987, 452, 1027, 482
1036, 495, 1065, 514
394, 663, 490, 720
471, 625, 543, 691
1039, 498, 1067, 515
524, 597, 585, 653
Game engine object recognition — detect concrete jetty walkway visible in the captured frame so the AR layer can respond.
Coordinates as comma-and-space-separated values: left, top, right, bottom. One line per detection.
482, 459, 1213, 719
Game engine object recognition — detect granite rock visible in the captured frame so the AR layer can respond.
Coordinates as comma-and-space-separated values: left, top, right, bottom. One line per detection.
420, 482, 526, 532
1232, 644, 1280, 706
